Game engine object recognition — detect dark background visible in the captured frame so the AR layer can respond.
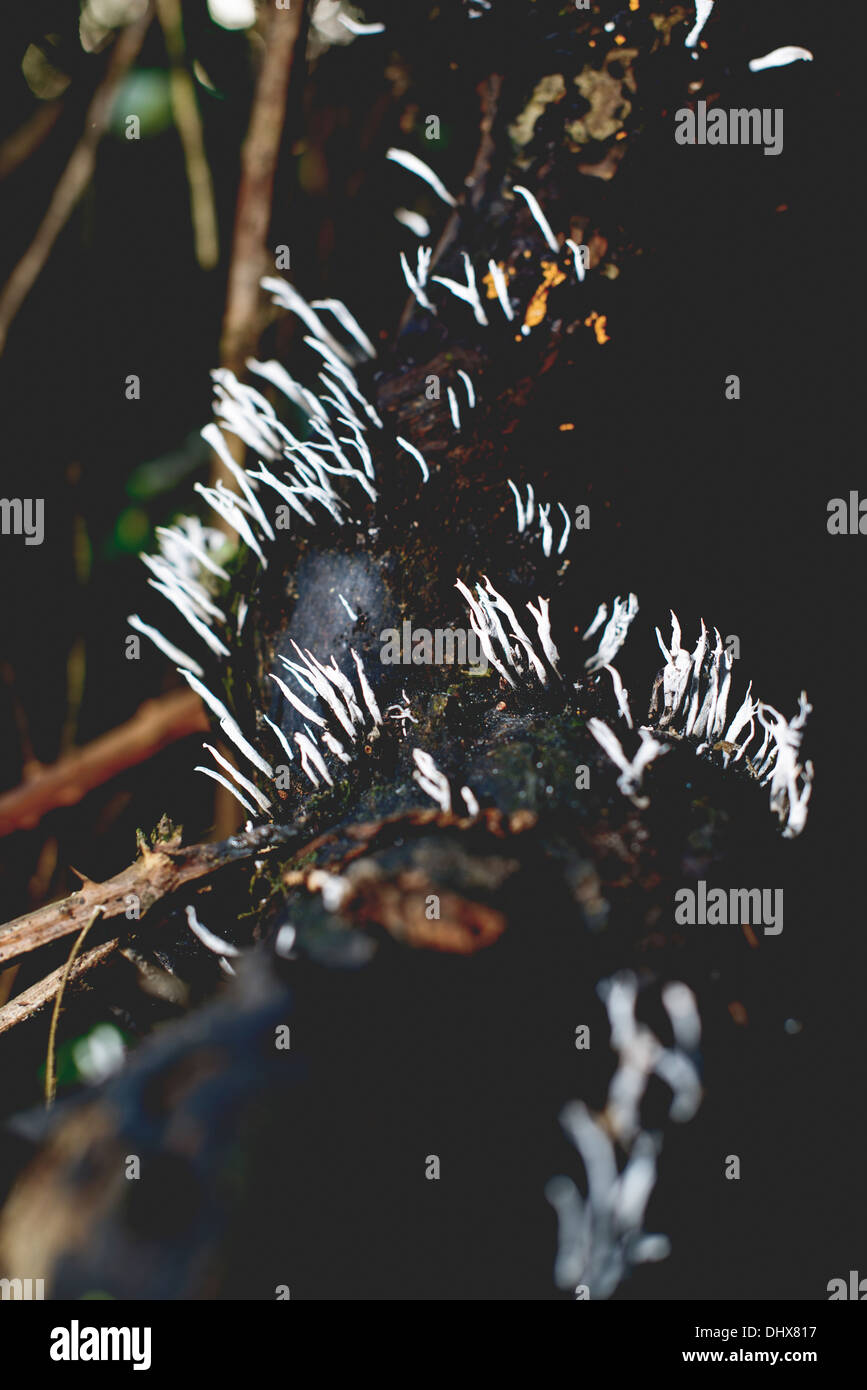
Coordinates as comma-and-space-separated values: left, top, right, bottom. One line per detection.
0, 0, 862, 1299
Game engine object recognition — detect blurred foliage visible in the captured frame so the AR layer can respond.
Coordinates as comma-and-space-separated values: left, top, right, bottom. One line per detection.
37, 1021, 129, 1094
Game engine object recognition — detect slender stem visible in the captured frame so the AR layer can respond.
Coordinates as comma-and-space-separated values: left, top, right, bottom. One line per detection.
45, 906, 104, 1108
0, 6, 154, 356
0, 689, 208, 839
219, 0, 308, 379
156, 0, 219, 271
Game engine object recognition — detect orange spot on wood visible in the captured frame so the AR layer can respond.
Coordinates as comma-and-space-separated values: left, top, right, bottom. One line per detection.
583, 311, 611, 344
523, 259, 567, 329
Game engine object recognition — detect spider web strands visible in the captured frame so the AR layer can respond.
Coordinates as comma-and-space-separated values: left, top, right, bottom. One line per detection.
647, 612, 814, 837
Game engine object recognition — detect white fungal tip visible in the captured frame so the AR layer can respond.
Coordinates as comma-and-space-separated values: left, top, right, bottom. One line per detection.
512, 184, 560, 254
748, 46, 813, 72
395, 208, 431, 238
386, 148, 457, 207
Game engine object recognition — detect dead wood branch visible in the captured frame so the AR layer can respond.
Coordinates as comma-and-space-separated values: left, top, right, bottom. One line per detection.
0, 822, 298, 974
0, 689, 209, 838
0, 6, 155, 356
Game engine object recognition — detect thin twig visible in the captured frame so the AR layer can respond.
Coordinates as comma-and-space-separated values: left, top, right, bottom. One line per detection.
0, 101, 63, 182
0, 6, 154, 356
219, 0, 308, 378
45, 907, 104, 1107
0, 939, 118, 1038
156, 0, 219, 270
0, 822, 299, 970
0, 689, 209, 839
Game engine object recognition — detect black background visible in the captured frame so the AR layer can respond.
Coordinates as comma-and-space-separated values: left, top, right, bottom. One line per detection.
0, 0, 863, 1301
